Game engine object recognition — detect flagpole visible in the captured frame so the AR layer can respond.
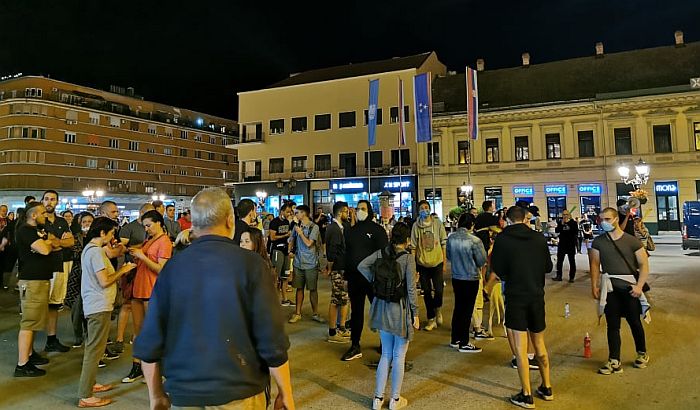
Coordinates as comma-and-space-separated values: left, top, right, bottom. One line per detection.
431, 143, 436, 210
367, 79, 372, 203
398, 77, 403, 217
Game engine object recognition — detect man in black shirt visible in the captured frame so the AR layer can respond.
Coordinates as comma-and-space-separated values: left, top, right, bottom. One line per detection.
474, 200, 501, 253
314, 207, 329, 247
15, 202, 56, 377
233, 199, 257, 246
270, 202, 294, 305
324, 201, 350, 343
41, 190, 74, 353
554, 209, 578, 282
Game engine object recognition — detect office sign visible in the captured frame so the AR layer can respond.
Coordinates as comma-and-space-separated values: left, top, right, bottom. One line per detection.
655, 181, 678, 195
512, 186, 534, 196
578, 184, 602, 195
544, 185, 568, 196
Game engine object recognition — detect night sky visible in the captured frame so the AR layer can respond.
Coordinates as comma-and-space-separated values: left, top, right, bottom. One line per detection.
1, 0, 698, 119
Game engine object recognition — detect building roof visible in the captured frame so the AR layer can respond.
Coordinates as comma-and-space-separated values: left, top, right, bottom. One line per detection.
433, 41, 700, 114
267, 52, 434, 88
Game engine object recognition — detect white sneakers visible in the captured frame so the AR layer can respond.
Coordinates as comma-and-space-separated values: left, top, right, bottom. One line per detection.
423, 319, 437, 331
389, 396, 408, 410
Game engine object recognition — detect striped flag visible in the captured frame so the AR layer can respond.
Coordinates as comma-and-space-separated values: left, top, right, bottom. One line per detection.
413, 72, 432, 143
398, 78, 406, 146
466, 67, 479, 140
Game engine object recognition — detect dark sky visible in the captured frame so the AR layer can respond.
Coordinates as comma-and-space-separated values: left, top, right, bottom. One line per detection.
1, 0, 698, 119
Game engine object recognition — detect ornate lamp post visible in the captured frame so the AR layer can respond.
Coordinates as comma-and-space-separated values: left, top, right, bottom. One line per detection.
617, 158, 650, 190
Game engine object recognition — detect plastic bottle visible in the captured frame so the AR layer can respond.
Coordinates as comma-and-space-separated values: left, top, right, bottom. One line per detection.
564, 303, 570, 318
584, 333, 592, 358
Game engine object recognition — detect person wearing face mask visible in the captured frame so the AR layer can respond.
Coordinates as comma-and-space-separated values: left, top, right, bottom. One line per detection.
233, 199, 257, 246
553, 210, 578, 283
341, 200, 388, 362
589, 207, 650, 376
411, 200, 447, 332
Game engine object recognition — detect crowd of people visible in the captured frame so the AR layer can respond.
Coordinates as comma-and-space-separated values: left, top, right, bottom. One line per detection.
0, 188, 654, 409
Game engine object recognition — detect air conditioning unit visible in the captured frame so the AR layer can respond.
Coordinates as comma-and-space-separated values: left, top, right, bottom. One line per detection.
390, 166, 399, 175
306, 171, 315, 179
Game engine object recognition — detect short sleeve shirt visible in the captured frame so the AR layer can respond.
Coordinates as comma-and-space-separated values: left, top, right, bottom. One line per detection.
592, 232, 643, 275
269, 217, 291, 254
292, 222, 320, 270
81, 242, 117, 315
44, 215, 71, 269
16, 224, 54, 280
133, 235, 172, 299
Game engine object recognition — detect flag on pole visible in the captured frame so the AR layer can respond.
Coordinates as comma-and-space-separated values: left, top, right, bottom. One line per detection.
367, 79, 379, 147
413, 72, 432, 143
466, 67, 479, 140
398, 78, 406, 146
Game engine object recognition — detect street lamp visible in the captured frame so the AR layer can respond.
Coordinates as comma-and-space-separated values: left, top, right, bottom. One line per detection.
256, 190, 268, 214
617, 158, 650, 189
460, 182, 473, 195
151, 194, 166, 201
82, 188, 104, 204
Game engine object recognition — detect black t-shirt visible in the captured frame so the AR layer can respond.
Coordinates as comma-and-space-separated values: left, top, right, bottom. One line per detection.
269, 217, 290, 254
556, 219, 579, 249
315, 214, 329, 244
474, 212, 498, 252
16, 224, 54, 280
620, 213, 636, 236
43, 215, 71, 269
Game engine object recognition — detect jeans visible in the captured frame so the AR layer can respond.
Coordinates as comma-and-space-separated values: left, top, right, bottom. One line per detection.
451, 279, 480, 344
556, 246, 576, 280
375, 330, 410, 400
418, 263, 444, 320
348, 272, 374, 347
604, 288, 646, 360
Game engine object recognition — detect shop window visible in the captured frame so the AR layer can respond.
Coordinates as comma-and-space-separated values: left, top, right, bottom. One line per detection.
313, 189, 331, 204
514, 136, 529, 161
614, 127, 632, 155
578, 130, 594, 157
545, 133, 561, 159
457, 140, 470, 164
485, 138, 499, 163
652, 124, 672, 153
315, 114, 331, 131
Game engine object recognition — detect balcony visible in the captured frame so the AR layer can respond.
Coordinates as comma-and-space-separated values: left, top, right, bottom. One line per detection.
235, 163, 417, 183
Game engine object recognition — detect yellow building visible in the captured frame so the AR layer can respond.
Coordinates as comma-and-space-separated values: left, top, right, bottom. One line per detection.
0, 76, 238, 214
428, 32, 700, 233
231, 52, 446, 215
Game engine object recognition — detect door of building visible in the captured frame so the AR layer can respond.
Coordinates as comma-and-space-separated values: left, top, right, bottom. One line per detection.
546, 196, 567, 220
656, 195, 680, 231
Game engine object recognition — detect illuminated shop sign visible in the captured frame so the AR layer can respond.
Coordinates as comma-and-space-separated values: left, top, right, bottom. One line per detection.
654, 181, 678, 195
578, 184, 602, 195
331, 180, 365, 192
512, 186, 534, 196
544, 185, 567, 195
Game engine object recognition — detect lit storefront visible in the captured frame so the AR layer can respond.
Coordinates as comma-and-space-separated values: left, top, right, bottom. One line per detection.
512, 185, 535, 205
544, 184, 568, 220
655, 181, 680, 231
578, 183, 602, 218
484, 186, 503, 210
331, 176, 417, 217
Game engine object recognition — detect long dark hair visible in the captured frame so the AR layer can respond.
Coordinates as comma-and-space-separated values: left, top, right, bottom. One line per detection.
84, 217, 118, 244
244, 227, 271, 265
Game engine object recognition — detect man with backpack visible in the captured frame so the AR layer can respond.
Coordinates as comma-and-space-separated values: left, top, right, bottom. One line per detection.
288, 205, 324, 324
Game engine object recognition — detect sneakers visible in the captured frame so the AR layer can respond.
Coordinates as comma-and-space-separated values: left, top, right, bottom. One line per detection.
327, 333, 350, 344
568, 279, 575, 283
281, 299, 292, 306
535, 385, 554, 401
121, 362, 143, 383
423, 319, 437, 331
634, 352, 649, 369
98, 360, 107, 368
552, 276, 563, 282
14, 362, 46, 377
337, 328, 351, 338
288, 313, 302, 324
598, 359, 623, 375
510, 391, 535, 409
72, 339, 83, 348
311, 314, 326, 324
389, 396, 408, 410
435, 308, 444, 326
341, 345, 363, 361
474, 330, 495, 340
111, 341, 125, 354
29, 351, 49, 366
103, 348, 120, 360
510, 358, 540, 370
458, 343, 482, 353
372, 397, 384, 410
449, 341, 460, 348
45, 338, 70, 353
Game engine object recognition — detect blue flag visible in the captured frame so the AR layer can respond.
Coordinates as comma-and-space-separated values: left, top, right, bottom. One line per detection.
367, 79, 379, 147
413, 73, 432, 143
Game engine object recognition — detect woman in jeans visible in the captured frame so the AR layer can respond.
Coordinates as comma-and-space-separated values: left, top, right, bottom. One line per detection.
77, 217, 135, 407
358, 222, 418, 410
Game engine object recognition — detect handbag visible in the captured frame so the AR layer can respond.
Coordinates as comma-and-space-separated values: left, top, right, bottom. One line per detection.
645, 235, 656, 252
606, 233, 650, 292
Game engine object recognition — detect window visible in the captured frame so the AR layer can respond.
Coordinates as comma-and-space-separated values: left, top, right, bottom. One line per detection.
66, 110, 78, 123
209, 135, 217, 144
457, 140, 470, 164
270, 158, 284, 174
315, 154, 331, 171
339, 153, 357, 176
427, 142, 440, 166
109, 116, 120, 127
292, 156, 307, 172
390, 106, 399, 123
270, 119, 285, 134
130, 121, 140, 132
87, 135, 99, 146
164, 147, 172, 155
106, 160, 118, 170
545, 133, 561, 159
194, 133, 202, 142
179, 148, 188, 157
614, 127, 632, 155
129, 141, 139, 151
391, 149, 410, 167
364, 108, 383, 125
165, 127, 173, 137
208, 152, 216, 160
148, 125, 157, 134
86, 159, 98, 169
89, 113, 100, 125
195, 150, 202, 159
195, 171, 202, 177
128, 162, 138, 171
652, 124, 672, 153
577, 130, 594, 157
64, 132, 76, 143
180, 130, 188, 140
313, 189, 331, 204
24, 88, 42, 97
147, 147, 156, 153
364, 151, 383, 169
514, 136, 529, 161
486, 138, 500, 163
695, 122, 700, 151
291, 117, 307, 132
179, 169, 188, 176
403, 106, 410, 123
339, 111, 356, 128
314, 114, 331, 131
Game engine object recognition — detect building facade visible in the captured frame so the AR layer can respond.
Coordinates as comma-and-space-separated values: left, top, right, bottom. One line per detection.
231, 52, 446, 216
0, 76, 238, 215
427, 34, 700, 233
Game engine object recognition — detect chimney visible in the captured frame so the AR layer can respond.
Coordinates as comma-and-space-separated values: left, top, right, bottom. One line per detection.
521, 52, 530, 67
595, 42, 604, 57
476, 58, 485, 71
675, 30, 684, 47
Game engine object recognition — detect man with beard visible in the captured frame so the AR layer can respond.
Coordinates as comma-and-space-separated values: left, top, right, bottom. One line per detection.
233, 199, 257, 246
324, 201, 351, 343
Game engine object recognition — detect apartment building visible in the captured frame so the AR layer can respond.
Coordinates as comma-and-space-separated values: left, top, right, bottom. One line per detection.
231, 52, 446, 215
426, 32, 700, 233
0, 76, 238, 214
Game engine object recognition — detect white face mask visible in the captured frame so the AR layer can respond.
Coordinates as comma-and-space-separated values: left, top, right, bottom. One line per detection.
357, 210, 368, 222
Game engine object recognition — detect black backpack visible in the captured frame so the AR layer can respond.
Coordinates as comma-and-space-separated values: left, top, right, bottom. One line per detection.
372, 247, 409, 303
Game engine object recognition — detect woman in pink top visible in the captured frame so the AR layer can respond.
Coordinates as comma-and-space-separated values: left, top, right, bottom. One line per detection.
122, 209, 172, 384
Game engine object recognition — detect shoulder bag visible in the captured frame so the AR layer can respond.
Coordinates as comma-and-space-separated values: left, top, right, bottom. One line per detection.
606, 233, 650, 292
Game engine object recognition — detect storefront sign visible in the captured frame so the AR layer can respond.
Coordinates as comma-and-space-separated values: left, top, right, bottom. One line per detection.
331, 179, 366, 193
544, 185, 568, 196
578, 184, 602, 195
383, 180, 411, 189
331, 177, 415, 193
485, 187, 502, 197
512, 186, 534, 196
655, 181, 678, 195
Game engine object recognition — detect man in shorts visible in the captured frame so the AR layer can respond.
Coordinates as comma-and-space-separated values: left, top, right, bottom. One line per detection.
269, 202, 294, 306
15, 202, 55, 377
491, 206, 554, 408
288, 205, 324, 324
324, 201, 351, 343
41, 190, 74, 353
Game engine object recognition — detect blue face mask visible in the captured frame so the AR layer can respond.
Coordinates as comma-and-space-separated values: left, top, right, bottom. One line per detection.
600, 221, 615, 232
419, 210, 429, 219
